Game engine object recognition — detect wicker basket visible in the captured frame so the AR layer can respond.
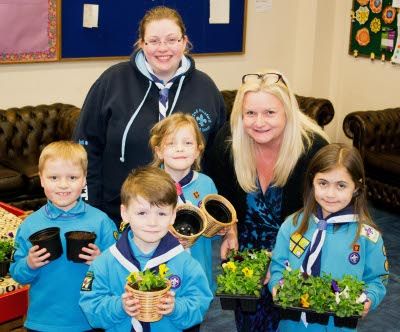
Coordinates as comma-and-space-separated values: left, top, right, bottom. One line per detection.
169, 204, 207, 248
201, 194, 237, 238
126, 281, 171, 322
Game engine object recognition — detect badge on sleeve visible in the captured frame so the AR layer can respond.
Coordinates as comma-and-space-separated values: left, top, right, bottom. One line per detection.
169, 275, 181, 289
81, 271, 94, 291
348, 252, 360, 265
289, 233, 310, 258
360, 224, 380, 243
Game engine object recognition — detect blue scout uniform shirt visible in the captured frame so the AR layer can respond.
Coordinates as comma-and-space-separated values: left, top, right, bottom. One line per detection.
179, 171, 218, 291
79, 229, 213, 332
269, 212, 389, 332
10, 198, 118, 332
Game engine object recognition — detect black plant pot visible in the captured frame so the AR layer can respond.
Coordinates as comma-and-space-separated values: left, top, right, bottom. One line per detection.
65, 231, 97, 263
333, 315, 360, 329
275, 305, 302, 322
29, 227, 62, 261
0, 260, 11, 277
204, 200, 232, 223
174, 209, 203, 236
306, 310, 329, 325
217, 293, 260, 313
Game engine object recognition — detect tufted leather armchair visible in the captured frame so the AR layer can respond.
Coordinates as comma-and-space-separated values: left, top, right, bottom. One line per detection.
220, 90, 335, 128
0, 104, 80, 210
343, 108, 400, 211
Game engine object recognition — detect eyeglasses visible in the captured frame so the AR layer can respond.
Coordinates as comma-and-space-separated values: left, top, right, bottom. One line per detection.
144, 36, 184, 48
242, 73, 283, 85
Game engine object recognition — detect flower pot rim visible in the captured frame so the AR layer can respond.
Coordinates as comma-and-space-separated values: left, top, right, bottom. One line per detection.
171, 204, 207, 239
29, 226, 60, 240
126, 279, 172, 294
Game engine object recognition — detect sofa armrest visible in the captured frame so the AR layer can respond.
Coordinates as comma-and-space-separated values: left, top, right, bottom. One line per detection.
294, 95, 334, 128
343, 108, 400, 156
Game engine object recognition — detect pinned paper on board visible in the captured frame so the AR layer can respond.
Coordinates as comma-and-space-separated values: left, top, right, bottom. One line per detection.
83, 4, 99, 28
209, 0, 230, 24
392, 0, 400, 9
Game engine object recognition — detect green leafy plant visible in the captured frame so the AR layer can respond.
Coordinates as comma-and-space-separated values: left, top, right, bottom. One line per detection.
0, 232, 15, 262
126, 264, 171, 291
216, 249, 271, 297
275, 269, 365, 317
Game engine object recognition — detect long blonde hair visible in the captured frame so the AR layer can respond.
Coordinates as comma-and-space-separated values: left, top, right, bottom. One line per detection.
230, 70, 329, 192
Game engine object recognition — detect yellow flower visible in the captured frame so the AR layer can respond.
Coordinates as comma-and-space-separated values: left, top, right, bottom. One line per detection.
300, 293, 310, 308
159, 264, 169, 278
370, 18, 381, 33
242, 267, 254, 277
222, 261, 237, 271
355, 6, 369, 25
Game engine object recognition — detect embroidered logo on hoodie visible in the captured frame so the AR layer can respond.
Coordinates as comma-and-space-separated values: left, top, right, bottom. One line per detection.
192, 109, 211, 132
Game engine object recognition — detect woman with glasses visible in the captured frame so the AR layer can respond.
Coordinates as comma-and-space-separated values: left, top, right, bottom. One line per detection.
73, 6, 225, 228
209, 71, 329, 331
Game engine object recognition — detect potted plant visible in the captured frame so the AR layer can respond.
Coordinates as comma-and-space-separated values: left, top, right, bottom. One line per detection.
0, 232, 15, 277
65, 231, 97, 262
216, 249, 271, 312
274, 269, 364, 328
28, 227, 63, 261
126, 264, 171, 322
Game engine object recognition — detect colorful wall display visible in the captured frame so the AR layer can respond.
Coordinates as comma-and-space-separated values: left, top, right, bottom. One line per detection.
349, 0, 400, 64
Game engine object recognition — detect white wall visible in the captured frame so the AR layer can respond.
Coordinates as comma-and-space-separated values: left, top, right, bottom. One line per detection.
1, 1, 399, 143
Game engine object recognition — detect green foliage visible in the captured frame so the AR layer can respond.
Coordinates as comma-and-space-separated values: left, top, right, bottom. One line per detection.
275, 269, 365, 317
216, 249, 271, 297
126, 263, 170, 291
0, 232, 15, 262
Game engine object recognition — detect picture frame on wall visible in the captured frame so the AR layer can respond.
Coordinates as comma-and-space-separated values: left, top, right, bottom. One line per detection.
0, 0, 60, 64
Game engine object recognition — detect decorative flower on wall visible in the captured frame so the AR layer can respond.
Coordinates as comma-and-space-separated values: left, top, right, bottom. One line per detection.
356, 6, 369, 25
370, 17, 381, 33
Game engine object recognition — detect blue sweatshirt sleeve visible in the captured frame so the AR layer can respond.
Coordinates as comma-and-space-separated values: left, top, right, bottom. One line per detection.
362, 233, 389, 310
167, 256, 213, 329
73, 77, 109, 210
98, 214, 118, 251
79, 255, 127, 329
268, 218, 293, 292
10, 224, 40, 285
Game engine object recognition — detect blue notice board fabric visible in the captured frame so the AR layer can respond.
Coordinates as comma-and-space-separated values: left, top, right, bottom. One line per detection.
61, 0, 246, 58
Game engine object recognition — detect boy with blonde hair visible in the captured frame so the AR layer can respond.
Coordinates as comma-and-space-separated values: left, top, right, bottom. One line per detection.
79, 166, 213, 331
11, 141, 118, 331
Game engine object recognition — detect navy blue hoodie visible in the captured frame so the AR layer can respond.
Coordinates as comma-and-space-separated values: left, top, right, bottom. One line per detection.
73, 51, 226, 224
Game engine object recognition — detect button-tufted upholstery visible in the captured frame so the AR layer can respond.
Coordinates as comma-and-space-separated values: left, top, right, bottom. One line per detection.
0, 103, 80, 210
343, 108, 400, 211
221, 90, 335, 128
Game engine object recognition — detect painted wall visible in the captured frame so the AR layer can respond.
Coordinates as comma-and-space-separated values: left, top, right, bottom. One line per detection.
0, 1, 399, 143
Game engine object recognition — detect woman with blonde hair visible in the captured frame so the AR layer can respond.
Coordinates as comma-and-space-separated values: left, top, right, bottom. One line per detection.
209, 70, 329, 331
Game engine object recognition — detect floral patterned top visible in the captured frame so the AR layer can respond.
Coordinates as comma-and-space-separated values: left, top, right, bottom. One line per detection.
239, 183, 283, 252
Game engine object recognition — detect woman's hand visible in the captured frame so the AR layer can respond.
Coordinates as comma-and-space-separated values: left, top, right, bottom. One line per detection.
220, 224, 238, 259
157, 291, 175, 316
80, 243, 101, 265
122, 290, 141, 317
27, 245, 50, 269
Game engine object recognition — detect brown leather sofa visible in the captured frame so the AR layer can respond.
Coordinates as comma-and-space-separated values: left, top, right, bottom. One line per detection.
221, 90, 335, 128
0, 92, 334, 211
343, 108, 400, 211
0, 104, 80, 210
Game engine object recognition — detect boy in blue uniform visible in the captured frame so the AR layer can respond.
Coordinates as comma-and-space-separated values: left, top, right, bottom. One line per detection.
79, 166, 213, 331
10, 141, 118, 332
269, 144, 389, 331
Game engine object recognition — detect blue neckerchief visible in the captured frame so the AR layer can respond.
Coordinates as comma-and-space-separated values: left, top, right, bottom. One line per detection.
44, 197, 86, 219
301, 204, 357, 276
176, 170, 194, 204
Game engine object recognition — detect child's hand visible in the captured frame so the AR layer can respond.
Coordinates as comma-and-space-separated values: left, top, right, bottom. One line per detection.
80, 243, 101, 265
263, 268, 271, 285
27, 245, 50, 269
157, 291, 175, 316
122, 290, 141, 317
216, 226, 230, 236
362, 299, 372, 318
